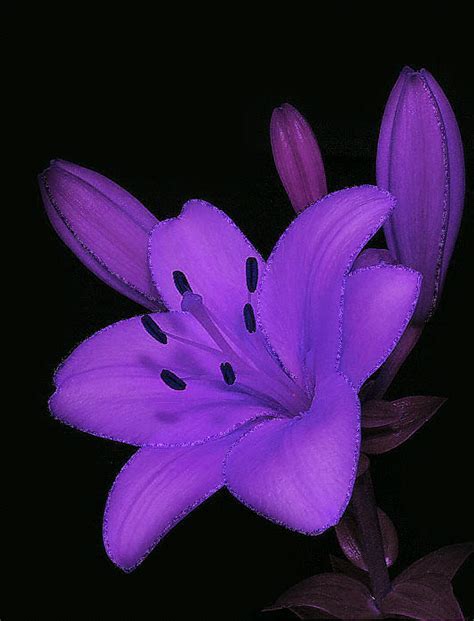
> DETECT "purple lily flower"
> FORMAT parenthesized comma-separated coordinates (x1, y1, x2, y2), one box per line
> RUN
(377, 67, 465, 324)
(47, 184, 421, 572)
(271, 103, 327, 213)
(39, 159, 165, 310)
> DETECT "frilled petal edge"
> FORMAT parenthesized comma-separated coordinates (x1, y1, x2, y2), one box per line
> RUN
(50, 312, 277, 447)
(148, 199, 265, 342)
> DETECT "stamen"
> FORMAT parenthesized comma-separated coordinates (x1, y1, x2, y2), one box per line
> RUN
(243, 303, 256, 333)
(173, 270, 192, 295)
(141, 315, 168, 344)
(246, 257, 258, 293)
(160, 369, 186, 390)
(220, 362, 236, 385)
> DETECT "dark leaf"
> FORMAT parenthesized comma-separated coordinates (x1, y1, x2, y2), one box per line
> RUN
(362, 396, 446, 454)
(395, 542, 474, 584)
(381, 576, 464, 620)
(379, 544, 473, 620)
(359, 379, 376, 402)
(335, 508, 398, 569)
(289, 606, 338, 619)
(357, 452, 370, 478)
(329, 555, 371, 588)
(265, 573, 381, 619)
(362, 399, 408, 428)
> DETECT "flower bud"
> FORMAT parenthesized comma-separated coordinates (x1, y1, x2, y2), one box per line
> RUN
(39, 160, 164, 310)
(270, 103, 327, 213)
(377, 67, 464, 324)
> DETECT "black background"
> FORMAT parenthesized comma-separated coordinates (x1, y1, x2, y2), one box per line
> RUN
(20, 52, 473, 620)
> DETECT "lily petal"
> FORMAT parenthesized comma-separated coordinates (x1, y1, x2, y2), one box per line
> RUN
(340, 264, 421, 389)
(104, 432, 241, 571)
(421, 71, 465, 291)
(50, 313, 275, 447)
(225, 374, 360, 534)
(40, 160, 163, 309)
(149, 200, 265, 340)
(258, 186, 395, 388)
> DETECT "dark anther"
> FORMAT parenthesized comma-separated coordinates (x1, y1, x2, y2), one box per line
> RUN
(160, 369, 187, 391)
(220, 362, 236, 385)
(243, 303, 256, 333)
(246, 256, 258, 293)
(173, 271, 192, 295)
(141, 315, 168, 344)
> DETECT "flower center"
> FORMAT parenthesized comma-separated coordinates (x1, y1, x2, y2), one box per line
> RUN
(142, 257, 311, 416)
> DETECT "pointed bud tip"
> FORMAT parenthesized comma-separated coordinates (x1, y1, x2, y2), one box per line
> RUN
(277, 102, 298, 114)
(40, 159, 68, 179)
(400, 66, 436, 89)
(271, 102, 304, 122)
(401, 65, 428, 75)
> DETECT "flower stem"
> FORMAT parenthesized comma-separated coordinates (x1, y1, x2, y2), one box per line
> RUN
(345, 323, 424, 606)
(334, 319, 426, 607)
(369, 323, 423, 399)
(350, 468, 391, 607)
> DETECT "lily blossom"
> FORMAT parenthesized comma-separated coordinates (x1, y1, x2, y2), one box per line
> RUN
(377, 67, 465, 324)
(271, 103, 327, 213)
(48, 186, 421, 571)
(39, 159, 164, 310)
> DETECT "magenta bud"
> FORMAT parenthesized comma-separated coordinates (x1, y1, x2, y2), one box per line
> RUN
(377, 67, 465, 324)
(270, 103, 327, 213)
(39, 159, 164, 310)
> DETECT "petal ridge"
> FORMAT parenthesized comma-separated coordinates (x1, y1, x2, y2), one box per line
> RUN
(257, 185, 396, 388)
(103, 436, 240, 571)
(49, 381, 275, 448)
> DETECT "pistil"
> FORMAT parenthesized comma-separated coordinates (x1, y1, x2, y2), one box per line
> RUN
(142, 266, 311, 414)
(181, 291, 239, 359)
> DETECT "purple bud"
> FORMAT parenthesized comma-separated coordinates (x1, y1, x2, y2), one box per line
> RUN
(270, 103, 327, 213)
(39, 160, 164, 310)
(377, 67, 465, 324)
